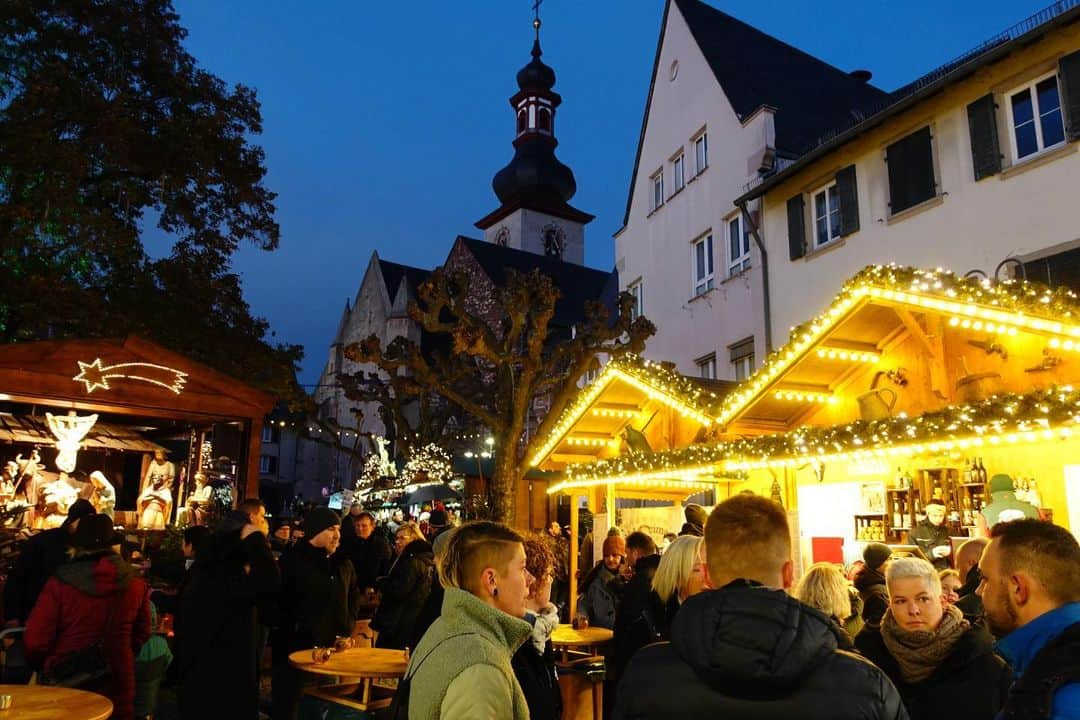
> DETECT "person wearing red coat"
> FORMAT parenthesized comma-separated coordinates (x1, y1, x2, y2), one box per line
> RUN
(25, 514, 151, 720)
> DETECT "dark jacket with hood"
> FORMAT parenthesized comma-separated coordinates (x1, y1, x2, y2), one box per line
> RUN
(613, 580, 908, 720)
(856, 565, 891, 626)
(346, 531, 392, 590)
(611, 553, 664, 681)
(24, 551, 151, 720)
(176, 529, 280, 720)
(272, 539, 359, 658)
(3, 524, 72, 624)
(371, 538, 434, 649)
(954, 566, 984, 623)
(855, 621, 1011, 720)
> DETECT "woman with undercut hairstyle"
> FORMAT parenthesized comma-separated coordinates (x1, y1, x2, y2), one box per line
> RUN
(855, 557, 1011, 720)
(403, 521, 534, 720)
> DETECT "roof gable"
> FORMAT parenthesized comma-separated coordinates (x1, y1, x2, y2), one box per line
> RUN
(674, 0, 889, 157)
(454, 237, 615, 329)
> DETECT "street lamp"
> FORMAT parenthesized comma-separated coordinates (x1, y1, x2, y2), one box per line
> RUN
(464, 437, 495, 489)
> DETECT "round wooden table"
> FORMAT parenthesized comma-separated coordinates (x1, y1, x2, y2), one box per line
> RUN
(289, 647, 409, 712)
(0, 684, 112, 720)
(551, 624, 614, 661)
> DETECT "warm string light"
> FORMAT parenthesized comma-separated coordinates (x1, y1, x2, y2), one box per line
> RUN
(591, 408, 639, 419)
(715, 265, 1080, 427)
(528, 354, 719, 467)
(567, 436, 615, 447)
(563, 385, 1080, 486)
(815, 347, 880, 363)
(773, 389, 837, 404)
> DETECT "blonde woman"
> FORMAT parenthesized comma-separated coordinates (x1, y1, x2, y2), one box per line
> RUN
(612, 535, 708, 683)
(794, 562, 860, 648)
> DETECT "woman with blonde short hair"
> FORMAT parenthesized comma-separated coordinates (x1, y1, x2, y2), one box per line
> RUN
(794, 562, 860, 647)
(403, 521, 533, 720)
(853, 557, 1011, 720)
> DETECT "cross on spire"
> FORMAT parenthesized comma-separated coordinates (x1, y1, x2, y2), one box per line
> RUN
(532, 0, 543, 40)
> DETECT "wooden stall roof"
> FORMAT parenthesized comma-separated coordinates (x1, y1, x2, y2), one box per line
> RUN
(716, 265, 1080, 435)
(0, 336, 275, 422)
(0, 412, 166, 453)
(530, 354, 734, 471)
(555, 265, 1080, 487)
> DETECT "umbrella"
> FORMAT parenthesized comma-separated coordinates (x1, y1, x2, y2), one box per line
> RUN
(405, 483, 462, 506)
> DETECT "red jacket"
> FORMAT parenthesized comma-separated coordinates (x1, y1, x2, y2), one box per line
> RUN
(25, 551, 151, 720)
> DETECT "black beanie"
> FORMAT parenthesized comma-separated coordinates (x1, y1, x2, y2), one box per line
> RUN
(863, 542, 893, 570)
(303, 506, 341, 539)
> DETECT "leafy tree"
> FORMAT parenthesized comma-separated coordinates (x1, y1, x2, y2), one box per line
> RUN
(346, 267, 655, 523)
(0, 0, 301, 398)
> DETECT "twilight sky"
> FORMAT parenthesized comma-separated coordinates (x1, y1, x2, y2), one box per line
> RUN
(168, 0, 1051, 386)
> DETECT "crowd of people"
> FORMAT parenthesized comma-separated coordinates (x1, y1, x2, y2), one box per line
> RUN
(1, 492, 1078, 720)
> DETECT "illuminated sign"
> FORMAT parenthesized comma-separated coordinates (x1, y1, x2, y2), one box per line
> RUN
(73, 358, 188, 394)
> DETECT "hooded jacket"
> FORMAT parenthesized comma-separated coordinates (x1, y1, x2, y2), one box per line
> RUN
(372, 538, 435, 649)
(613, 580, 907, 720)
(855, 565, 891, 626)
(855, 620, 1010, 720)
(577, 561, 624, 629)
(24, 551, 151, 720)
(273, 539, 359, 656)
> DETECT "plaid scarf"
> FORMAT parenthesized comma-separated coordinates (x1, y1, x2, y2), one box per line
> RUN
(880, 603, 969, 683)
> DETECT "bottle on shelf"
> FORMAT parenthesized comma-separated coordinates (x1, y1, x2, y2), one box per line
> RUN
(893, 497, 904, 530)
(1028, 479, 1041, 508)
(967, 459, 978, 483)
(962, 497, 973, 526)
(977, 458, 988, 484)
(1015, 477, 1028, 503)
(895, 466, 905, 489)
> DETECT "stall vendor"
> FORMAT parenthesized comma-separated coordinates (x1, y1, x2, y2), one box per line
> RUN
(907, 499, 952, 570)
(977, 475, 1040, 536)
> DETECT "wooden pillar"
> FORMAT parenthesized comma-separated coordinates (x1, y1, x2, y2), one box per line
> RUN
(244, 417, 263, 502)
(606, 483, 616, 531)
(569, 494, 580, 620)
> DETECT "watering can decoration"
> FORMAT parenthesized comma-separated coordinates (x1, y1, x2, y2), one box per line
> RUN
(857, 371, 898, 421)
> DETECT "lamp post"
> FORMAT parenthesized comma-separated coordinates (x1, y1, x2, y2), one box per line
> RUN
(464, 437, 495, 515)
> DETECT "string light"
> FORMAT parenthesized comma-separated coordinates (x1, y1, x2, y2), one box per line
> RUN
(529, 354, 719, 467)
(716, 265, 1080, 427)
(73, 358, 188, 394)
(562, 385, 1080, 486)
(815, 347, 880, 363)
(773, 390, 837, 404)
(591, 408, 639, 419)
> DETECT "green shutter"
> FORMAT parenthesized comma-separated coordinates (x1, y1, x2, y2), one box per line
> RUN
(836, 165, 860, 236)
(1060, 50, 1080, 142)
(887, 127, 935, 214)
(967, 94, 1001, 180)
(787, 194, 806, 260)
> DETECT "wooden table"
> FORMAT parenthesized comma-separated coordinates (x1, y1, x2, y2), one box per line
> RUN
(0, 684, 113, 720)
(551, 624, 614, 661)
(289, 646, 408, 712)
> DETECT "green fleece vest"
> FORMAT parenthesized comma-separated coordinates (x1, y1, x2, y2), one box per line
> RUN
(407, 587, 531, 720)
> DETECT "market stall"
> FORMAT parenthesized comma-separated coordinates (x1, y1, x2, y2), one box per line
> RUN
(0, 336, 274, 527)
(537, 265, 1080, 575)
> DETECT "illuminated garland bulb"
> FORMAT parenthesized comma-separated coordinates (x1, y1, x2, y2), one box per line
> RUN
(774, 390, 837, 404)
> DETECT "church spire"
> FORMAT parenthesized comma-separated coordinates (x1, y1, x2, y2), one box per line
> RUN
(474, 5, 594, 263)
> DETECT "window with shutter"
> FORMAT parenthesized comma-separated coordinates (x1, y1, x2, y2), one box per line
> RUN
(810, 182, 841, 249)
(787, 195, 806, 260)
(886, 127, 936, 214)
(967, 94, 1001, 180)
(729, 338, 755, 381)
(1060, 50, 1080, 141)
(1006, 72, 1065, 161)
(836, 165, 860, 236)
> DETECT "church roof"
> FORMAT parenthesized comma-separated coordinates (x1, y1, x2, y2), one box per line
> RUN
(456, 237, 616, 329)
(674, 0, 889, 157)
(378, 259, 429, 303)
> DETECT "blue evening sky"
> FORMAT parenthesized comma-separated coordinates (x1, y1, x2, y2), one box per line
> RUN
(168, 0, 1051, 386)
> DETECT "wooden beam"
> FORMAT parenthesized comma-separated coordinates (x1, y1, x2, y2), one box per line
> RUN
(569, 494, 579, 620)
(894, 307, 937, 357)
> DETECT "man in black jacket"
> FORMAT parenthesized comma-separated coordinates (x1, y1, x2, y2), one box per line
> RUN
(346, 510, 391, 592)
(953, 537, 987, 622)
(271, 506, 360, 720)
(611, 532, 661, 683)
(614, 495, 907, 720)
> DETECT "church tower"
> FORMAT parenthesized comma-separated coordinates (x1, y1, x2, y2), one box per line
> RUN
(474, 12, 593, 265)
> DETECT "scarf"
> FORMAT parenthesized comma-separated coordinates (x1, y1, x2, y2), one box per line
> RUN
(526, 603, 560, 653)
(880, 604, 969, 683)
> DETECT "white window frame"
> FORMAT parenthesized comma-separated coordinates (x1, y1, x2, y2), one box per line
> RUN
(672, 152, 685, 193)
(693, 132, 708, 174)
(650, 170, 664, 212)
(628, 280, 644, 321)
(692, 233, 715, 296)
(695, 353, 717, 380)
(811, 181, 842, 249)
(726, 213, 751, 277)
(729, 337, 755, 382)
(1006, 71, 1066, 162)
